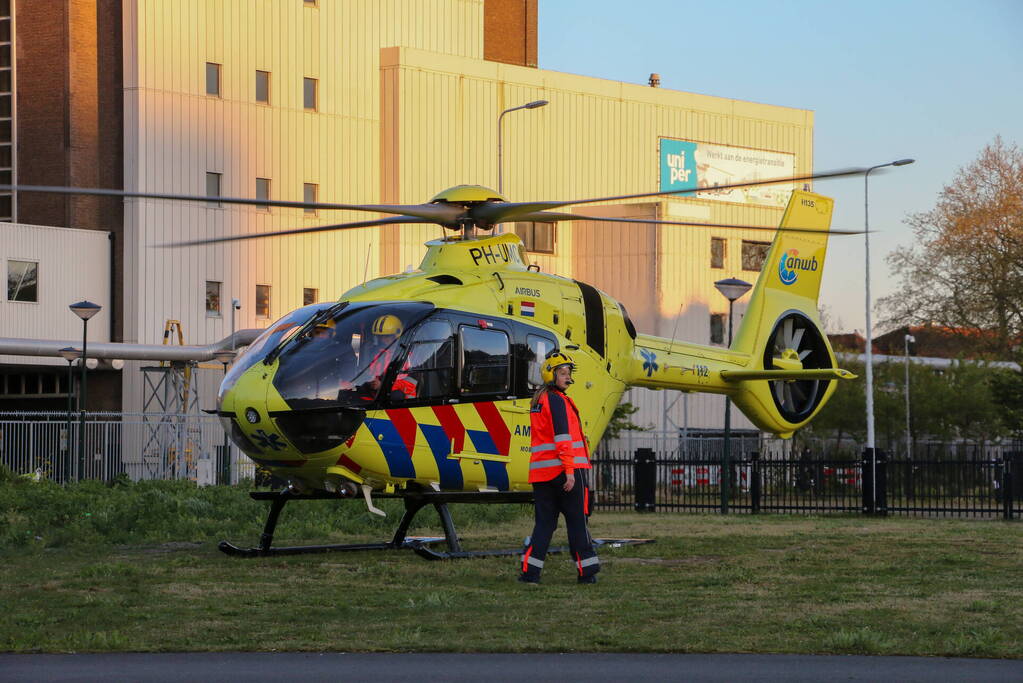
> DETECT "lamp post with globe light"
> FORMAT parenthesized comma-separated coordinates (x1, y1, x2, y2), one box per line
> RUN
(714, 277, 753, 513)
(58, 346, 81, 482)
(69, 300, 101, 481)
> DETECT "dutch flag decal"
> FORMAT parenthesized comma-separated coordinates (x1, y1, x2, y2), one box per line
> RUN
(520, 301, 535, 317)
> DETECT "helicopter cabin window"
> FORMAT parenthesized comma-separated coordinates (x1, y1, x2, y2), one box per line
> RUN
(255, 284, 271, 319)
(742, 240, 771, 272)
(459, 325, 510, 396)
(7, 260, 37, 302)
(710, 313, 725, 345)
(710, 237, 725, 269)
(205, 281, 221, 317)
(255, 70, 270, 104)
(304, 77, 318, 110)
(514, 222, 555, 254)
(206, 172, 222, 207)
(205, 62, 221, 97)
(526, 334, 557, 389)
(394, 319, 456, 402)
(303, 288, 318, 306)
(255, 177, 271, 210)
(304, 183, 318, 214)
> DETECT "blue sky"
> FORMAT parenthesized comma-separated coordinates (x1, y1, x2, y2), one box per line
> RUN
(538, 0, 1023, 334)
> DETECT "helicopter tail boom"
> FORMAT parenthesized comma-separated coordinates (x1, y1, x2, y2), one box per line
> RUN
(624, 189, 850, 437)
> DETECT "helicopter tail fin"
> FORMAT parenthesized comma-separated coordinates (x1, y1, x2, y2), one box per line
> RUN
(624, 189, 852, 438)
(725, 189, 845, 436)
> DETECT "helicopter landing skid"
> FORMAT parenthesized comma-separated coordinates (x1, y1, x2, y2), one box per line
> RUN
(219, 489, 536, 559)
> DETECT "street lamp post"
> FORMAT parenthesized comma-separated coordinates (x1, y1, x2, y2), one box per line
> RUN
(904, 333, 915, 458)
(714, 277, 753, 514)
(497, 99, 548, 195)
(59, 346, 82, 483)
(213, 349, 236, 485)
(864, 158, 913, 508)
(70, 301, 101, 482)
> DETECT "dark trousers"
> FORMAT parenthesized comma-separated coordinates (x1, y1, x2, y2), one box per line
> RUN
(521, 471, 599, 580)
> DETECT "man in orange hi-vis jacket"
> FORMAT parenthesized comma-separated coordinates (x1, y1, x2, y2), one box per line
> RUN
(519, 351, 599, 585)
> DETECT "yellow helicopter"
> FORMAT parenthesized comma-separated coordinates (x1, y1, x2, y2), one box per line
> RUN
(6, 170, 862, 559)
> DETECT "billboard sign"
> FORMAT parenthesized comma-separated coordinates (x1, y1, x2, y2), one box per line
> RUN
(659, 138, 796, 208)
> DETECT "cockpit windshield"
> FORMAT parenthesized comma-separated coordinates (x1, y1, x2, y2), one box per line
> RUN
(218, 302, 336, 404)
(272, 302, 434, 410)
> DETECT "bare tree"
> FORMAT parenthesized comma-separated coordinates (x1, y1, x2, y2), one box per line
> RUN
(880, 137, 1023, 357)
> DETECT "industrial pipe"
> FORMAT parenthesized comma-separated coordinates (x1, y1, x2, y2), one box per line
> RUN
(0, 329, 262, 362)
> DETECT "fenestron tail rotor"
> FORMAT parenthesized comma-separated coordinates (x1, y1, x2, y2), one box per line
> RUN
(763, 312, 834, 422)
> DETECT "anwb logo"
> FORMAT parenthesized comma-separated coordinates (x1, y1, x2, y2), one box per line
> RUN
(778, 249, 819, 286)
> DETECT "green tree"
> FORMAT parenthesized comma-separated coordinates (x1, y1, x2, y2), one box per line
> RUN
(989, 367, 1023, 438)
(603, 401, 645, 440)
(879, 137, 1023, 358)
(797, 357, 865, 455)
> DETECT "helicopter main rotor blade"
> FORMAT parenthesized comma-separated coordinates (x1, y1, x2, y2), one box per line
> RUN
(0, 184, 462, 223)
(509, 211, 865, 236)
(157, 216, 433, 247)
(472, 167, 874, 224)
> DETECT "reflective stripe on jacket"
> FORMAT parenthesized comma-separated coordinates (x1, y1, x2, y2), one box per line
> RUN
(529, 388, 590, 483)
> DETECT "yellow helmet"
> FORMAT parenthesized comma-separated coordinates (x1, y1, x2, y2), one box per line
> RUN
(540, 351, 575, 385)
(310, 320, 335, 337)
(371, 314, 403, 336)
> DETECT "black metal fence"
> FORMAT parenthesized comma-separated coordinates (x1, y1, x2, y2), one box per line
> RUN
(591, 444, 1021, 520)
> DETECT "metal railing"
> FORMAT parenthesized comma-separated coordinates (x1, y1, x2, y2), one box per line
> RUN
(0, 412, 255, 484)
(592, 444, 1021, 520)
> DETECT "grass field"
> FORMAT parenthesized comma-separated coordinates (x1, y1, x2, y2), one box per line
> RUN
(2, 476, 1022, 656)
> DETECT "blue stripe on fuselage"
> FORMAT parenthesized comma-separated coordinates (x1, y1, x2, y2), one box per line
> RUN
(467, 429, 499, 455)
(419, 423, 463, 490)
(481, 459, 509, 491)
(363, 417, 416, 479)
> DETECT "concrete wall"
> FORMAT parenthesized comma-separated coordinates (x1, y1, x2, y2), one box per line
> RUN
(0, 222, 111, 366)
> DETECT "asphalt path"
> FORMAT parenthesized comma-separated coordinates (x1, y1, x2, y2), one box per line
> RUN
(1, 653, 1021, 682)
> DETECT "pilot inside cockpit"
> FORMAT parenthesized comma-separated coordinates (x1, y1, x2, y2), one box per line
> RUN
(359, 314, 417, 401)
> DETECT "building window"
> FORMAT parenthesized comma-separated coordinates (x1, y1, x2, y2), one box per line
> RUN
(255, 70, 270, 104)
(206, 281, 222, 317)
(742, 240, 771, 272)
(303, 183, 318, 214)
(256, 177, 271, 210)
(514, 222, 555, 254)
(303, 288, 318, 306)
(206, 172, 222, 206)
(710, 313, 725, 345)
(205, 62, 221, 97)
(304, 0, 318, 6)
(255, 284, 271, 318)
(7, 260, 38, 302)
(711, 237, 725, 269)
(303, 77, 318, 110)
